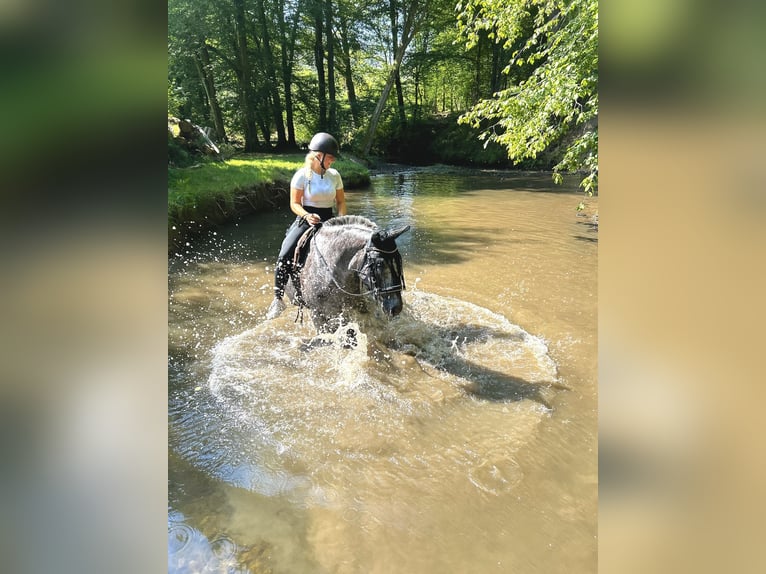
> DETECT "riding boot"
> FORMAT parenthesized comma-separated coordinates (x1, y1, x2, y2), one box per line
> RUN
(266, 259, 290, 319)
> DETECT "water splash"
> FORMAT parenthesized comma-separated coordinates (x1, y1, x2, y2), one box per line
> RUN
(173, 291, 561, 503)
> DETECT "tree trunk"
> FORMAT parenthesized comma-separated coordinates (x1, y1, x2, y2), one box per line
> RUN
(256, 103, 272, 147)
(394, 71, 405, 125)
(313, 5, 327, 129)
(278, 0, 300, 147)
(325, 0, 337, 134)
(194, 42, 227, 143)
(255, 0, 287, 148)
(474, 36, 482, 104)
(338, 13, 360, 128)
(361, 0, 422, 157)
(233, 0, 259, 151)
(413, 64, 420, 121)
(491, 27, 502, 96)
(389, 0, 407, 126)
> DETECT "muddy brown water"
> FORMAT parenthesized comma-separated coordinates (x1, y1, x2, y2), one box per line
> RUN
(168, 167, 598, 573)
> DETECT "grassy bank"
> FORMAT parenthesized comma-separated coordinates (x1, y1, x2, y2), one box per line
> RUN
(168, 153, 370, 250)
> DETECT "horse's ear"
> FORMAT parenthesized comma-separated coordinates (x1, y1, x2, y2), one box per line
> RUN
(375, 225, 410, 243)
(389, 225, 410, 241)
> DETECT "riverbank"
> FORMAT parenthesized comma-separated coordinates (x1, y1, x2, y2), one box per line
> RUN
(168, 153, 371, 251)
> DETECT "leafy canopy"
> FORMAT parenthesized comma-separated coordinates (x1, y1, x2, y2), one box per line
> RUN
(456, 0, 598, 198)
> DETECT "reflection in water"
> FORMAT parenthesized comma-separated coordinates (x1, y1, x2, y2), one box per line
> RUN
(169, 169, 597, 573)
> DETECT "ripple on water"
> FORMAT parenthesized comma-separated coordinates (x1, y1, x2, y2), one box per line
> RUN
(168, 521, 196, 555)
(468, 457, 524, 496)
(168, 515, 249, 574)
(210, 535, 238, 561)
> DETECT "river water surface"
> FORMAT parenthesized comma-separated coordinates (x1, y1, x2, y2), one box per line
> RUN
(168, 166, 598, 573)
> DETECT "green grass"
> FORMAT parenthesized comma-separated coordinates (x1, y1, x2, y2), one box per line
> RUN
(168, 153, 370, 247)
(169, 154, 299, 199)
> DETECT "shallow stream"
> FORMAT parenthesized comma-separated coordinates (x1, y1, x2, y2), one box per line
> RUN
(168, 167, 598, 573)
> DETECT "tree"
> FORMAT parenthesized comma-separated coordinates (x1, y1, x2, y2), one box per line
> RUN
(389, 0, 407, 126)
(168, 0, 226, 134)
(325, 0, 339, 134)
(456, 0, 598, 199)
(336, 7, 362, 128)
(361, 0, 427, 156)
(254, 0, 288, 148)
(403, 3, 473, 117)
(168, 0, 598, 170)
(313, 1, 328, 129)
(194, 42, 227, 143)
(232, 0, 261, 151)
(276, 0, 301, 147)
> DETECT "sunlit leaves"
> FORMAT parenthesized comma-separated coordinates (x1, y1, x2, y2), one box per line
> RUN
(456, 0, 598, 193)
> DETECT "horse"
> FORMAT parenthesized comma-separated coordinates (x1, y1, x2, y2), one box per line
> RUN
(284, 215, 410, 334)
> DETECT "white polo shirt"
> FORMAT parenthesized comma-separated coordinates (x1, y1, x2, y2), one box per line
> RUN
(291, 168, 344, 209)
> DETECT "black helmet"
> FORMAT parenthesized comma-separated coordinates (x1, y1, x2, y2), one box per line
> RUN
(308, 132, 339, 156)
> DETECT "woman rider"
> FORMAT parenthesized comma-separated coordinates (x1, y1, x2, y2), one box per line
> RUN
(266, 132, 347, 319)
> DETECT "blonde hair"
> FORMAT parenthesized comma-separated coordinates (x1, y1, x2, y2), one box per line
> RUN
(303, 152, 315, 181)
(303, 151, 316, 168)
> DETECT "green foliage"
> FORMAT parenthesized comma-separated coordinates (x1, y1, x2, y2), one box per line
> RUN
(168, 130, 192, 167)
(456, 0, 598, 193)
(167, 0, 597, 180)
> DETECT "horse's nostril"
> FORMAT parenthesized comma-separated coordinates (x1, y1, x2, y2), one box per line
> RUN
(382, 297, 403, 317)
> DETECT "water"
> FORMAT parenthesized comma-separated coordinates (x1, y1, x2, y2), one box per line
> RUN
(169, 167, 598, 573)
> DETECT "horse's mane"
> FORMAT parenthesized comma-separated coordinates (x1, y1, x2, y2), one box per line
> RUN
(323, 215, 378, 231)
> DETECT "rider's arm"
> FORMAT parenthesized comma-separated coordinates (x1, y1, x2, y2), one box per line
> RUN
(290, 186, 310, 218)
(335, 187, 347, 216)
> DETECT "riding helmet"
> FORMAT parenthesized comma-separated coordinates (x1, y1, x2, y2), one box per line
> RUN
(308, 132, 340, 156)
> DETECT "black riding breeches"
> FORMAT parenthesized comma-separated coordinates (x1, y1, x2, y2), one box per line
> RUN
(277, 207, 333, 261)
(273, 207, 332, 297)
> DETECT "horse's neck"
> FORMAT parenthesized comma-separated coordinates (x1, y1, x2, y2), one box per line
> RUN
(317, 227, 367, 268)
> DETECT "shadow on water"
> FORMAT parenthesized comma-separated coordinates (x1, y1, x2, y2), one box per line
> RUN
(573, 218, 599, 243)
(440, 356, 556, 409)
(408, 225, 491, 265)
(405, 222, 546, 266)
(380, 318, 563, 410)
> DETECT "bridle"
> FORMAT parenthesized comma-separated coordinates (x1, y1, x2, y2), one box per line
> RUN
(356, 242, 406, 298)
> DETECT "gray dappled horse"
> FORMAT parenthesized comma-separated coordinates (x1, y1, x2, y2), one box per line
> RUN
(285, 215, 410, 334)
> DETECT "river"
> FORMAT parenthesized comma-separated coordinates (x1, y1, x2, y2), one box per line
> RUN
(168, 166, 598, 573)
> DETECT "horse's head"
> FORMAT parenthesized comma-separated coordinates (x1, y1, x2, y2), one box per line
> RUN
(357, 224, 410, 317)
